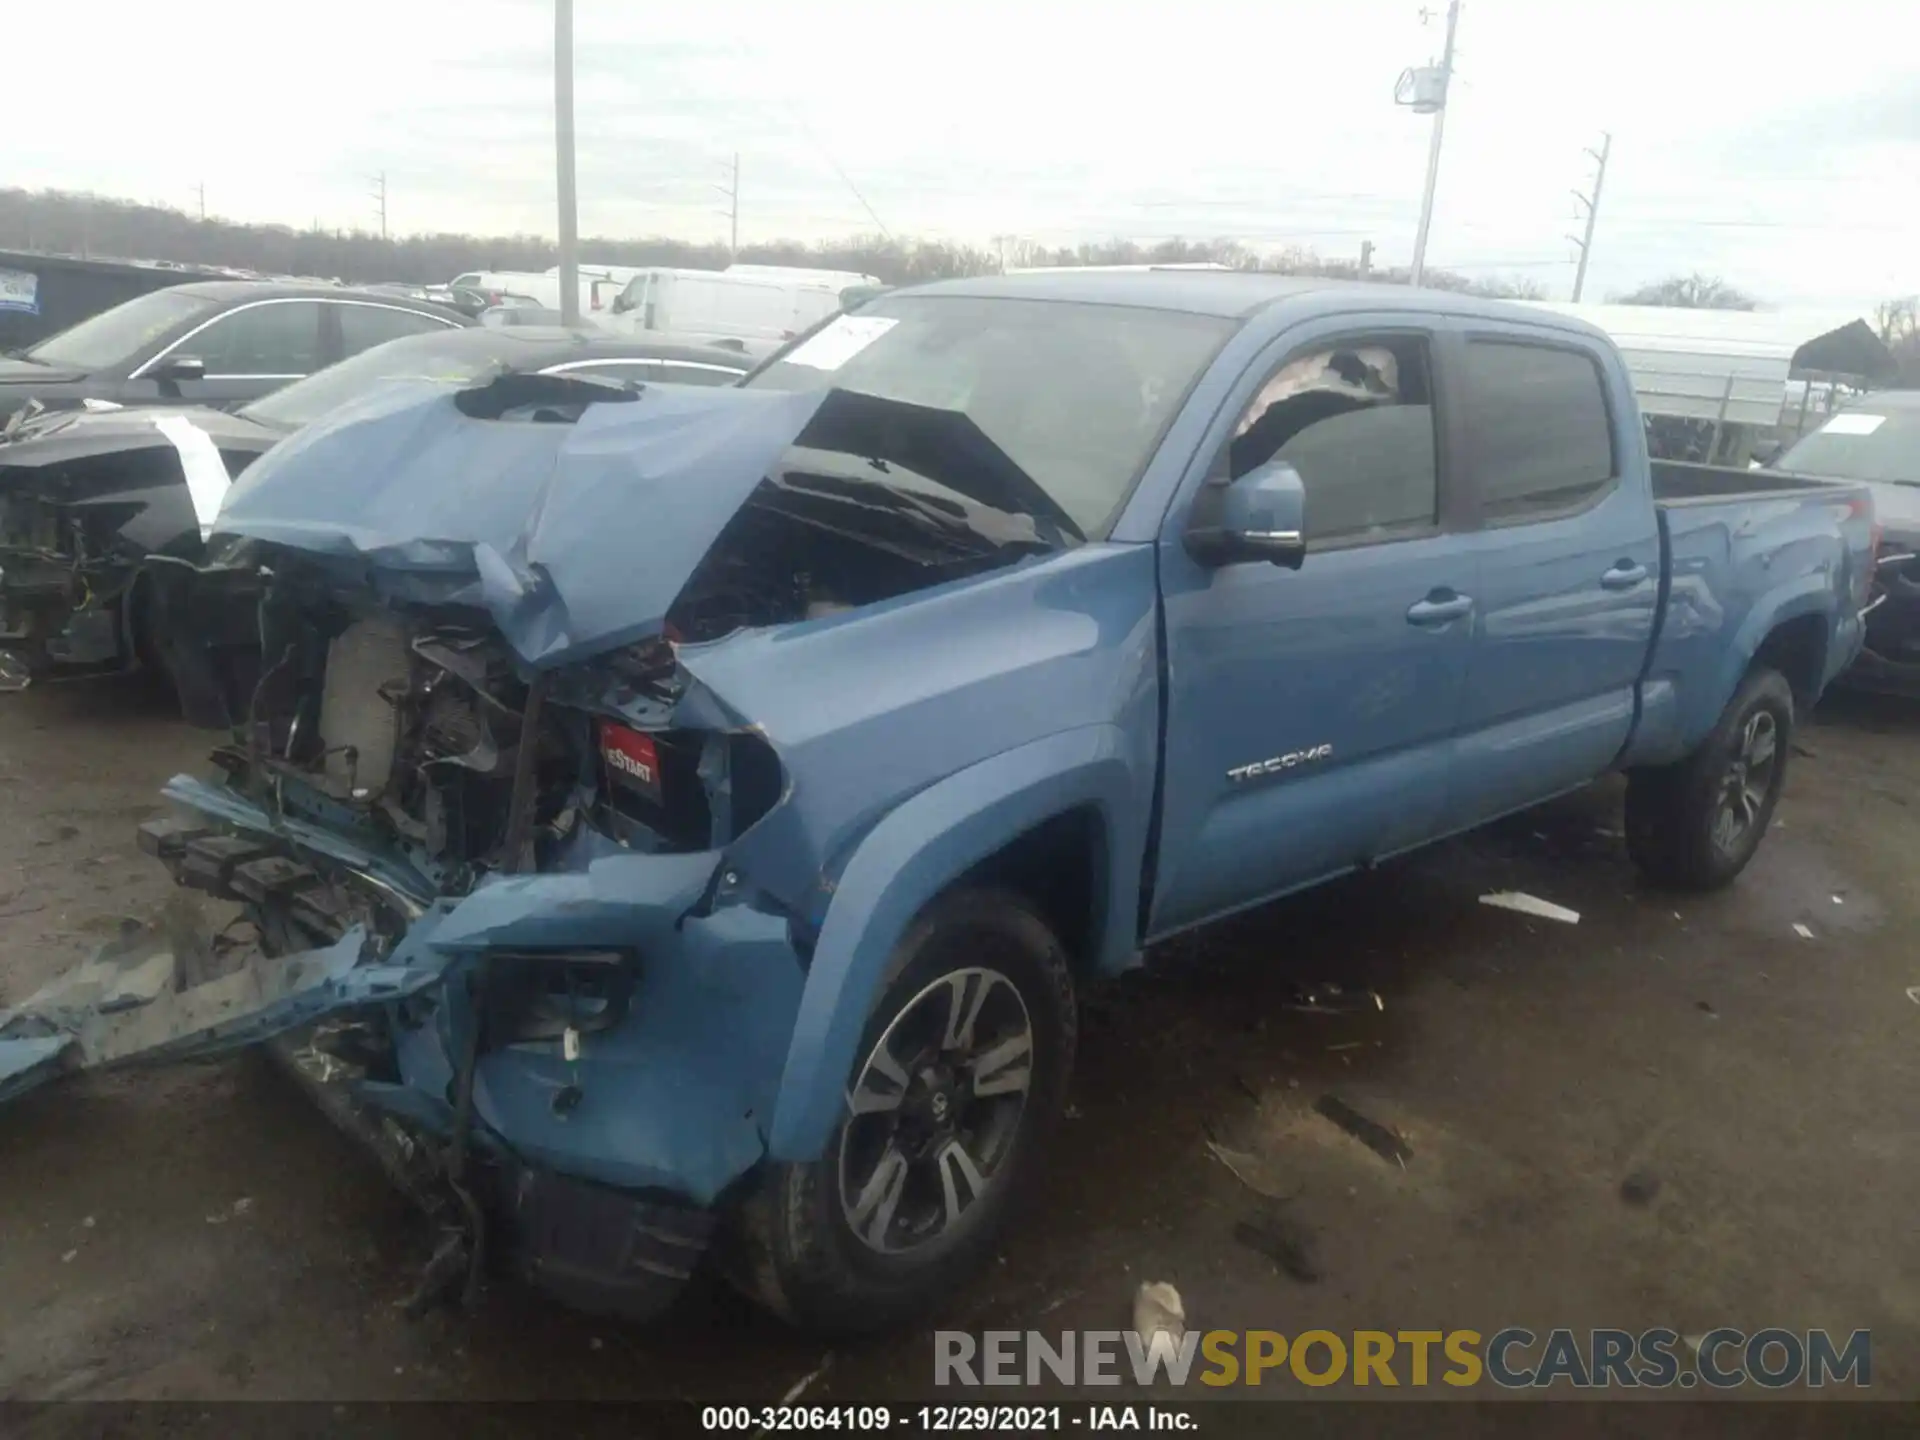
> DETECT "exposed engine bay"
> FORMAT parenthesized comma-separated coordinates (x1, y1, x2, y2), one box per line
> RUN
(0, 485, 145, 682)
(181, 461, 1043, 930)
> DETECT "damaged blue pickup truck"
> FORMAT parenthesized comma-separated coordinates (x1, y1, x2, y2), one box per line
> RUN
(0, 272, 1876, 1333)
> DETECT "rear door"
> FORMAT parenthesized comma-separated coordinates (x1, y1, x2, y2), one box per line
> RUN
(331, 301, 462, 359)
(1444, 327, 1660, 824)
(1150, 316, 1477, 937)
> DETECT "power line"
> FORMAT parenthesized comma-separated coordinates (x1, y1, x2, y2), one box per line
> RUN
(1568, 131, 1612, 302)
(713, 27, 892, 241)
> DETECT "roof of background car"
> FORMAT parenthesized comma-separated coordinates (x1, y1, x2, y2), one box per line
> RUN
(166, 280, 467, 318)
(895, 269, 1613, 339)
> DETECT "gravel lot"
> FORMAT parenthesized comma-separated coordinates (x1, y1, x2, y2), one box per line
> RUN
(2, 675, 1916, 1411)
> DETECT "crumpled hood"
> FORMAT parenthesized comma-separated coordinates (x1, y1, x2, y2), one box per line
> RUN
(0, 402, 276, 474)
(0, 356, 86, 386)
(214, 377, 834, 668)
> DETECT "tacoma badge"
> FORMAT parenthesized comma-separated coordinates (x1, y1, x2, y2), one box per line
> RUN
(1227, 744, 1333, 783)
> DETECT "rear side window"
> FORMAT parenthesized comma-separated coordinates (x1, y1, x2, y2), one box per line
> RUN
(1466, 340, 1616, 521)
(337, 303, 456, 355)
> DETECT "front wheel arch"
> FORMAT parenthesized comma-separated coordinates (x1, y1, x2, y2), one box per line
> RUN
(764, 726, 1147, 1164)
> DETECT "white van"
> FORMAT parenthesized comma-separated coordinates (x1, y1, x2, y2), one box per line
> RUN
(449, 270, 623, 324)
(607, 268, 857, 346)
(722, 264, 885, 290)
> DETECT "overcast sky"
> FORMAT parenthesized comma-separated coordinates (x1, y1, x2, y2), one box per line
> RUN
(11, 0, 1917, 311)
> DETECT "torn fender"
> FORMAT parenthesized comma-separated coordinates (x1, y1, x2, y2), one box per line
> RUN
(766, 723, 1153, 1164)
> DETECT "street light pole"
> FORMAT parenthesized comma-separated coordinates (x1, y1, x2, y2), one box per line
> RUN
(554, 0, 581, 327)
(1408, 0, 1461, 288)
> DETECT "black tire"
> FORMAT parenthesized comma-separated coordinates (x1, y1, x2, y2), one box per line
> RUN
(1626, 666, 1794, 891)
(724, 886, 1077, 1335)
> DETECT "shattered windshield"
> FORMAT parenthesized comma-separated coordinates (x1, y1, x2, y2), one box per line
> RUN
(240, 331, 513, 430)
(1774, 404, 1920, 485)
(746, 296, 1234, 539)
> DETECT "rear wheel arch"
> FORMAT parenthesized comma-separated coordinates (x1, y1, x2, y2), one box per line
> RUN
(1750, 611, 1828, 713)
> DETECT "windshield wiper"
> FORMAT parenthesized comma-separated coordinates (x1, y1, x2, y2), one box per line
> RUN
(774, 468, 1061, 554)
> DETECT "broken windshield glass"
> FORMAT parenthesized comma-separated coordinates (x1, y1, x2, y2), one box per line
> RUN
(747, 296, 1234, 539)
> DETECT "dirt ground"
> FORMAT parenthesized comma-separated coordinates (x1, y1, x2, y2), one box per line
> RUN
(2, 675, 1917, 1411)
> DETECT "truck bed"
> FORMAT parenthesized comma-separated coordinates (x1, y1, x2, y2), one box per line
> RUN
(1630, 460, 1874, 768)
(1650, 458, 1855, 506)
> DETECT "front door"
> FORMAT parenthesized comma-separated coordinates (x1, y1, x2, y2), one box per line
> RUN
(135, 300, 329, 409)
(1149, 319, 1476, 938)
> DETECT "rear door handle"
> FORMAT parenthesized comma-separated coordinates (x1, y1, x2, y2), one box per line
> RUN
(1600, 561, 1649, 590)
(1406, 591, 1474, 627)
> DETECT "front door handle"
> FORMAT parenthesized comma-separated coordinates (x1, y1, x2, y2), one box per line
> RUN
(1406, 590, 1474, 627)
(1600, 561, 1649, 590)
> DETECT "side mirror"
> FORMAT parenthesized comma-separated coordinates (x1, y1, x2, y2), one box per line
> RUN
(153, 354, 206, 384)
(1752, 442, 1783, 469)
(610, 294, 632, 314)
(1184, 460, 1308, 569)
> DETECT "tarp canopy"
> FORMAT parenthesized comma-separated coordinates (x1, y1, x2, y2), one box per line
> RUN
(1523, 303, 1898, 427)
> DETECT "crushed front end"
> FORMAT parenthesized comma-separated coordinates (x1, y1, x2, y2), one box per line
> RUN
(1850, 536, 1920, 695)
(0, 372, 1071, 1318)
(125, 560, 814, 1316)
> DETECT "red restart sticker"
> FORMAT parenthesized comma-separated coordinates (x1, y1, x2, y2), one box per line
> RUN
(598, 720, 662, 802)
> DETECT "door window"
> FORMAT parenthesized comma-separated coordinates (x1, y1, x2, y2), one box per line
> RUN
(182, 302, 325, 376)
(336, 302, 458, 356)
(1464, 340, 1616, 521)
(1228, 337, 1439, 546)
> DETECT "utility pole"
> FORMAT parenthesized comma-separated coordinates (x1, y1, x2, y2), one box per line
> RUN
(196, 182, 206, 222)
(1567, 131, 1612, 303)
(554, 0, 581, 327)
(1358, 239, 1375, 279)
(371, 172, 388, 240)
(1406, 0, 1461, 288)
(713, 152, 740, 258)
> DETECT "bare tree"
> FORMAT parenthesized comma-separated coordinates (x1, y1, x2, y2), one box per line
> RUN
(1876, 296, 1920, 386)
(1612, 273, 1759, 310)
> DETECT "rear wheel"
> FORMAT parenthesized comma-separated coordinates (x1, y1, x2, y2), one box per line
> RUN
(1626, 667, 1794, 890)
(725, 886, 1076, 1335)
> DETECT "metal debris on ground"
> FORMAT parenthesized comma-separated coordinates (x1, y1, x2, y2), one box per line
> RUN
(1793, 923, 1815, 939)
(761, 1355, 833, 1429)
(1906, 986, 1920, 1006)
(1234, 1210, 1322, 1284)
(1284, 981, 1385, 1016)
(1205, 1139, 1302, 1203)
(1479, 891, 1580, 924)
(1314, 1093, 1414, 1167)
(1133, 1281, 1186, 1340)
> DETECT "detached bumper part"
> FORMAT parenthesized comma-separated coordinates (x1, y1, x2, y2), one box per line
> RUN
(500, 1164, 715, 1321)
